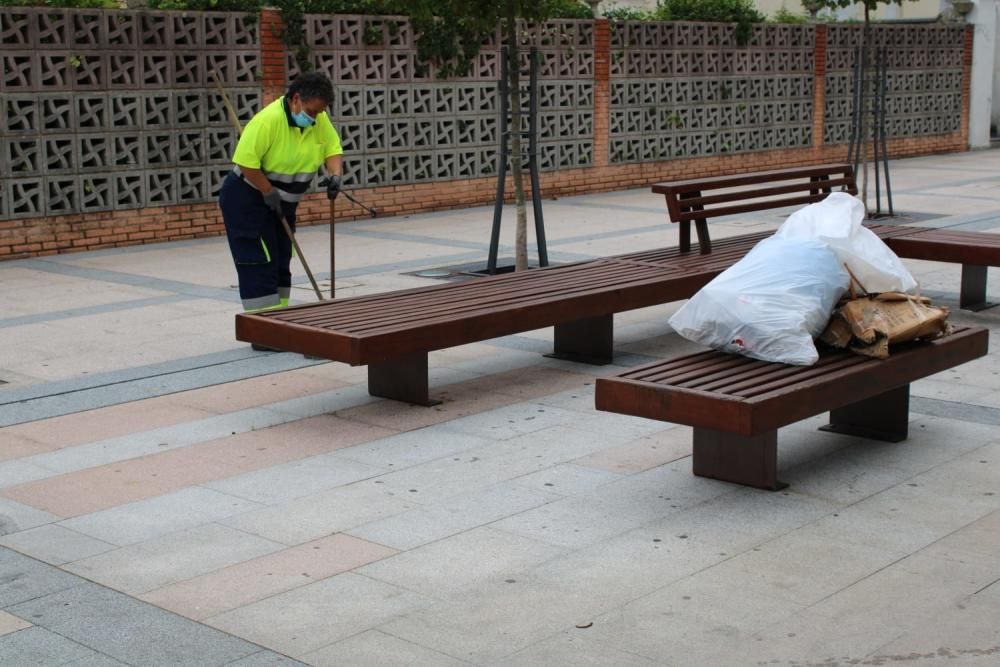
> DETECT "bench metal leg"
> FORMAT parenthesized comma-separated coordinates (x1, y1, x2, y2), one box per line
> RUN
(960, 264, 993, 311)
(547, 314, 613, 365)
(692, 427, 787, 491)
(368, 353, 441, 406)
(819, 384, 909, 443)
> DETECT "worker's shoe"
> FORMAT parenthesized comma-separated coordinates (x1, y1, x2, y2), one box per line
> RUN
(251, 343, 282, 352)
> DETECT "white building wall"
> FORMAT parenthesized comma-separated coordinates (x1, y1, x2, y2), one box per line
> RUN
(597, 1, 942, 19)
(965, 0, 998, 145)
(755, 0, 941, 20)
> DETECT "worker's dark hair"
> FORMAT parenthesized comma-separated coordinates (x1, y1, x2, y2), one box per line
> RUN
(287, 72, 334, 106)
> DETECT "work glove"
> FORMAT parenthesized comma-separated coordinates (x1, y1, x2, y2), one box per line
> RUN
(325, 174, 342, 201)
(262, 188, 283, 218)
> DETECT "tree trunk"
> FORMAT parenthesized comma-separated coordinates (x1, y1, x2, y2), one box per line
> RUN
(506, 0, 529, 271)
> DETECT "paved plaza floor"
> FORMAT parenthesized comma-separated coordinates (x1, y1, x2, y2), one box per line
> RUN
(1, 150, 999, 666)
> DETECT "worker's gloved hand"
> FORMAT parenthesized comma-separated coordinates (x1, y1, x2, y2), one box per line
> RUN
(325, 175, 342, 201)
(262, 188, 283, 218)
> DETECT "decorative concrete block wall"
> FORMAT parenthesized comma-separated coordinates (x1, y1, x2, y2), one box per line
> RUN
(0, 10, 973, 258)
(291, 15, 595, 187)
(608, 22, 815, 163)
(824, 24, 964, 144)
(0, 8, 260, 220)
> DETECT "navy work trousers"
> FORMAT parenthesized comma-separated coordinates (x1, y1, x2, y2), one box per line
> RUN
(219, 172, 297, 311)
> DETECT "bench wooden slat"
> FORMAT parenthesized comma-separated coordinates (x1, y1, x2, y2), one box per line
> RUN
(618, 233, 769, 269)
(862, 223, 927, 240)
(676, 177, 858, 210)
(652, 164, 856, 194)
(674, 353, 854, 394)
(267, 260, 627, 328)
(346, 264, 678, 335)
(701, 354, 860, 395)
(886, 229, 1000, 266)
(636, 354, 764, 386)
(674, 193, 843, 222)
(727, 355, 870, 398)
(284, 262, 679, 333)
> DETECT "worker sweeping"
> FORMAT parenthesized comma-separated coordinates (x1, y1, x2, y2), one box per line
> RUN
(218, 72, 343, 348)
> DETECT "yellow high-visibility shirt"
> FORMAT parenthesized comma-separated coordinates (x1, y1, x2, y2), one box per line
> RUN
(232, 96, 342, 203)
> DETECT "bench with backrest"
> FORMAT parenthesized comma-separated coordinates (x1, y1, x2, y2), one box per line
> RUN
(651, 164, 858, 254)
(595, 326, 989, 490)
(653, 163, 1000, 310)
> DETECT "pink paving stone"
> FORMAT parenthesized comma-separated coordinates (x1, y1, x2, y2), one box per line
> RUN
(2, 400, 215, 450)
(574, 429, 691, 474)
(168, 370, 349, 414)
(427, 342, 511, 366)
(199, 414, 397, 473)
(0, 415, 395, 518)
(139, 533, 397, 620)
(470, 366, 594, 400)
(0, 611, 31, 636)
(0, 456, 232, 518)
(0, 432, 55, 462)
(335, 380, 522, 432)
(293, 362, 369, 385)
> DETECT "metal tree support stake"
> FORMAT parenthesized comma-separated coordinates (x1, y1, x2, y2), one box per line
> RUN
(487, 46, 549, 275)
(875, 47, 894, 216)
(847, 45, 894, 217)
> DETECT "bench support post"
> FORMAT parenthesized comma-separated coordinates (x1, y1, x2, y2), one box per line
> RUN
(692, 428, 787, 491)
(677, 190, 712, 254)
(960, 264, 993, 311)
(368, 353, 441, 406)
(547, 314, 613, 365)
(820, 384, 909, 443)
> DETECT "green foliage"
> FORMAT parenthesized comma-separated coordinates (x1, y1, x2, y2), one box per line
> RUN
(602, 4, 651, 21)
(405, 1, 589, 78)
(772, 6, 809, 23)
(653, 0, 765, 44)
(0, 0, 119, 7)
(652, 0, 764, 23)
(544, 0, 593, 19)
(146, 0, 261, 10)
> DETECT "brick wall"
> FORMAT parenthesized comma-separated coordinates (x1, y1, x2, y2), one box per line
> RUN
(0, 18, 972, 261)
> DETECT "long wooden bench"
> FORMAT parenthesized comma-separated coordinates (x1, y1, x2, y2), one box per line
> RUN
(236, 258, 712, 405)
(653, 163, 1000, 310)
(595, 326, 989, 490)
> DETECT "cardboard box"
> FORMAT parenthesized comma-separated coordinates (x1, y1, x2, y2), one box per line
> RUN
(820, 292, 951, 359)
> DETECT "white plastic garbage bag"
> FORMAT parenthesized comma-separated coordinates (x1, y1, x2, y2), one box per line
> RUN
(774, 192, 918, 294)
(668, 236, 850, 365)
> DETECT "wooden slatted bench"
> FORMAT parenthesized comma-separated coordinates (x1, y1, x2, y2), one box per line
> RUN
(595, 326, 989, 490)
(236, 258, 714, 405)
(883, 229, 1000, 311)
(651, 164, 858, 254)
